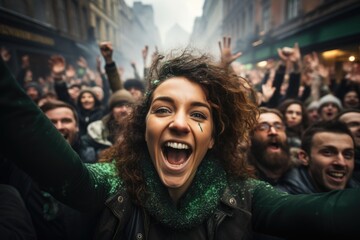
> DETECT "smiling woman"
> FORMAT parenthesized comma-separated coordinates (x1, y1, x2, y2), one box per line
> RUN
(145, 77, 215, 202)
(1, 49, 360, 239)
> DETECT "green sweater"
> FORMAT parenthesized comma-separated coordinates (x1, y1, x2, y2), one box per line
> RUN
(0, 59, 359, 238)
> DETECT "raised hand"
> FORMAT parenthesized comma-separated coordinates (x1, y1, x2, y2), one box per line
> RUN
(21, 55, 30, 69)
(151, 46, 159, 63)
(142, 45, 149, 64)
(278, 42, 301, 65)
(218, 36, 242, 66)
(261, 83, 276, 103)
(99, 41, 113, 64)
(49, 55, 66, 77)
(66, 65, 76, 79)
(1, 47, 11, 62)
(318, 64, 329, 79)
(77, 56, 88, 69)
(96, 56, 102, 73)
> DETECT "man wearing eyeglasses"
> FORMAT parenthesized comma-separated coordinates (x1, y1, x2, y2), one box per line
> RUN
(248, 107, 293, 185)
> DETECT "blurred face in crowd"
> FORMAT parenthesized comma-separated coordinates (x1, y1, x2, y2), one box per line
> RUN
(145, 77, 214, 201)
(301, 132, 355, 191)
(80, 92, 95, 110)
(339, 112, 360, 148)
(112, 103, 133, 124)
(68, 86, 80, 102)
(24, 69, 33, 82)
(343, 91, 359, 109)
(26, 87, 39, 101)
(45, 107, 79, 145)
(127, 87, 143, 102)
(285, 103, 302, 127)
(307, 107, 319, 124)
(319, 103, 339, 121)
(251, 113, 290, 173)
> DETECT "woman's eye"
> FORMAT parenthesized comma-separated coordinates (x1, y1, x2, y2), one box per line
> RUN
(191, 112, 207, 120)
(153, 107, 171, 114)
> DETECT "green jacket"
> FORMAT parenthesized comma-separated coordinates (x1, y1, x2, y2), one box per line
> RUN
(0, 59, 359, 239)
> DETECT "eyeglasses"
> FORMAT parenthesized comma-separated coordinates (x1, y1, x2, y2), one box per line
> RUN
(346, 121, 360, 128)
(256, 122, 285, 132)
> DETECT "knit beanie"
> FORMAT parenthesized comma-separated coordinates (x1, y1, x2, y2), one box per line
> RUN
(109, 89, 135, 110)
(78, 87, 99, 100)
(318, 94, 342, 111)
(25, 81, 43, 96)
(306, 101, 319, 111)
(124, 79, 145, 92)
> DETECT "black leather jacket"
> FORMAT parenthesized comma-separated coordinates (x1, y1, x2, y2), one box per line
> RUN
(94, 186, 253, 240)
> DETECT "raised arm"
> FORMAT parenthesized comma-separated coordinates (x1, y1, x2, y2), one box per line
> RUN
(218, 36, 242, 68)
(49, 55, 74, 106)
(99, 41, 122, 92)
(252, 180, 360, 238)
(0, 58, 113, 213)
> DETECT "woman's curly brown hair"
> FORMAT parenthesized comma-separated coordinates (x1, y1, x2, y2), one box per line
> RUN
(106, 49, 259, 205)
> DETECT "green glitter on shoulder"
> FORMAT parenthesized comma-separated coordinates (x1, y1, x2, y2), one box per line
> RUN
(85, 162, 124, 196)
(228, 177, 289, 201)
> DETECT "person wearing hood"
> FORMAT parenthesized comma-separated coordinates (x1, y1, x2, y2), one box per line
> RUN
(77, 88, 105, 137)
(25, 81, 43, 103)
(82, 89, 135, 161)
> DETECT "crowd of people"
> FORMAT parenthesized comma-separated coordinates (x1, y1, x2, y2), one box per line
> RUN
(0, 36, 360, 239)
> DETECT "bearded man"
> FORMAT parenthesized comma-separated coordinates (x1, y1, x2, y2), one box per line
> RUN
(248, 107, 293, 185)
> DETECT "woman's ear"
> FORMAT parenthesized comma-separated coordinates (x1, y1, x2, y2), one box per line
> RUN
(298, 149, 309, 166)
(208, 137, 214, 149)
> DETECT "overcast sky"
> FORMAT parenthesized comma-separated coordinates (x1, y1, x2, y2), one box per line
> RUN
(124, 0, 204, 42)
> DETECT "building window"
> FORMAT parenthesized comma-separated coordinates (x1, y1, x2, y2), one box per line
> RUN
(2, 0, 28, 15)
(32, 0, 54, 26)
(70, 0, 80, 37)
(103, 0, 107, 12)
(262, 0, 270, 33)
(57, 1, 68, 32)
(106, 24, 110, 41)
(33, 0, 47, 22)
(82, 7, 88, 36)
(287, 0, 300, 20)
(96, 16, 101, 39)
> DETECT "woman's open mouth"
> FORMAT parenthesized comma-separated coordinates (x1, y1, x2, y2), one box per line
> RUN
(162, 141, 192, 166)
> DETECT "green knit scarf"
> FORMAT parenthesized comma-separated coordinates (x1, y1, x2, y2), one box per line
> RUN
(140, 154, 227, 230)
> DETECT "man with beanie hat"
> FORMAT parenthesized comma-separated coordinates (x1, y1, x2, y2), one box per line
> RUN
(318, 94, 342, 121)
(82, 89, 135, 161)
(124, 78, 144, 102)
(306, 101, 320, 125)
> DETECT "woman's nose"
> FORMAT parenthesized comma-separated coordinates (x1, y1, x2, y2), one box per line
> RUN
(169, 112, 190, 134)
